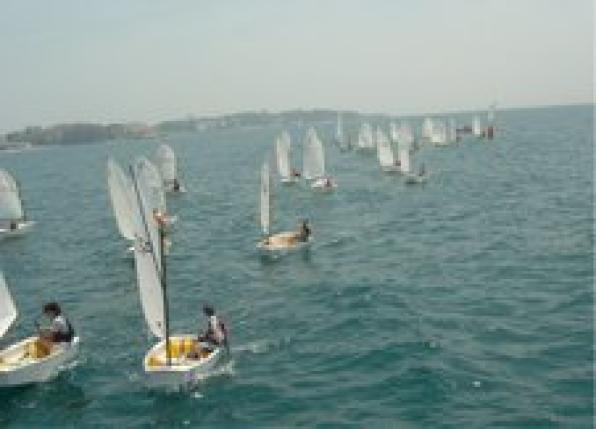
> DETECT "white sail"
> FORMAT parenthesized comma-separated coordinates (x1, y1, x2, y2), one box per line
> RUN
(107, 159, 137, 241)
(135, 158, 167, 215)
(448, 118, 457, 142)
(376, 128, 394, 167)
(431, 121, 448, 145)
(390, 122, 399, 143)
(302, 127, 325, 180)
(260, 160, 271, 236)
(357, 123, 374, 149)
(422, 117, 434, 140)
(335, 113, 344, 145)
(155, 144, 177, 184)
(275, 131, 292, 180)
(0, 272, 17, 339)
(399, 122, 414, 146)
(0, 170, 23, 221)
(398, 147, 411, 174)
(130, 167, 165, 339)
(472, 116, 482, 137)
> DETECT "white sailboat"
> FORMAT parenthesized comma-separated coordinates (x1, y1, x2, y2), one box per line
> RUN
(0, 170, 34, 238)
(0, 272, 80, 387)
(421, 117, 434, 142)
(130, 166, 224, 389)
(376, 127, 400, 173)
(448, 118, 458, 143)
(335, 113, 346, 150)
(275, 131, 298, 184)
(256, 160, 312, 253)
(302, 127, 337, 191)
(389, 122, 399, 144)
(135, 157, 177, 225)
(472, 116, 483, 137)
(107, 159, 137, 251)
(356, 123, 375, 151)
(431, 121, 449, 146)
(155, 144, 185, 193)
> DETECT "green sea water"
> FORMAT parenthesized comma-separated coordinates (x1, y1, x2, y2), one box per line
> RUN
(0, 104, 592, 428)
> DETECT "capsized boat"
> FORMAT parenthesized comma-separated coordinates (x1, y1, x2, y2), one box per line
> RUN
(155, 144, 186, 193)
(0, 272, 79, 387)
(376, 127, 400, 173)
(130, 165, 225, 389)
(275, 131, 298, 184)
(0, 170, 34, 238)
(256, 160, 312, 253)
(302, 127, 337, 191)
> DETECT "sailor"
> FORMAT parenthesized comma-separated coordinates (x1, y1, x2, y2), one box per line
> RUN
(153, 208, 167, 228)
(198, 305, 228, 351)
(172, 179, 180, 192)
(9, 221, 17, 231)
(297, 219, 311, 242)
(38, 302, 75, 346)
(291, 168, 301, 178)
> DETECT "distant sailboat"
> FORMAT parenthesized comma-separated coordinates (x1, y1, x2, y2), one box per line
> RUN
(256, 160, 312, 253)
(431, 121, 449, 146)
(421, 117, 434, 142)
(0, 170, 34, 238)
(376, 127, 400, 173)
(472, 116, 483, 138)
(334, 113, 346, 150)
(356, 123, 375, 152)
(0, 272, 80, 386)
(275, 131, 298, 184)
(448, 118, 458, 143)
(129, 166, 224, 389)
(486, 103, 496, 139)
(302, 127, 337, 191)
(155, 144, 185, 193)
(390, 122, 400, 144)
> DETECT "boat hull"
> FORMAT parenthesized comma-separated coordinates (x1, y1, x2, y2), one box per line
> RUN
(143, 336, 224, 389)
(0, 336, 79, 387)
(404, 173, 428, 185)
(311, 177, 337, 192)
(257, 231, 312, 254)
(0, 221, 35, 239)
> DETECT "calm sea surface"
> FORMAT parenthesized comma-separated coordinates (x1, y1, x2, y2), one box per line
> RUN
(0, 104, 592, 428)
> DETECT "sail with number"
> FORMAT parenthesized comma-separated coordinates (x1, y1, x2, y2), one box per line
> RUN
(0, 272, 17, 338)
(260, 160, 271, 236)
(275, 131, 292, 180)
(302, 127, 325, 180)
(376, 128, 394, 168)
(107, 159, 137, 241)
(0, 170, 23, 221)
(155, 144, 177, 186)
(131, 165, 165, 339)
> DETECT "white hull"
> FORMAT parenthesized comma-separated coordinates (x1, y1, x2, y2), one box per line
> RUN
(0, 336, 79, 387)
(280, 176, 299, 185)
(311, 178, 337, 192)
(404, 173, 428, 185)
(257, 231, 312, 254)
(0, 221, 35, 239)
(143, 336, 224, 389)
(381, 165, 401, 174)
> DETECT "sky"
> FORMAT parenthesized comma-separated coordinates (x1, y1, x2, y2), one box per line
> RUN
(0, 0, 593, 132)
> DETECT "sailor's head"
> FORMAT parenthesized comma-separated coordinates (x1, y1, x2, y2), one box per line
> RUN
(203, 304, 215, 317)
(43, 302, 62, 317)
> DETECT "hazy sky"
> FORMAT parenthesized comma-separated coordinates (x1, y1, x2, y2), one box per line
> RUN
(0, 0, 592, 132)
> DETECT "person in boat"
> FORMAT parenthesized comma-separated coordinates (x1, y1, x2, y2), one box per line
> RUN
(37, 302, 75, 352)
(197, 305, 228, 351)
(291, 168, 301, 178)
(153, 208, 168, 228)
(172, 179, 180, 192)
(324, 177, 333, 188)
(419, 163, 426, 177)
(296, 219, 311, 242)
(9, 221, 17, 231)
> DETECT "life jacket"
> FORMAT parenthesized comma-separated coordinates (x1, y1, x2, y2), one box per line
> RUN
(54, 316, 75, 343)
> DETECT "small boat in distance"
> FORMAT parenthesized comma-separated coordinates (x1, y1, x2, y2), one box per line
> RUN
(0, 273, 80, 387)
(472, 116, 483, 138)
(0, 170, 34, 238)
(275, 131, 299, 184)
(302, 127, 337, 191)
(256, 160, 312, 253)
(155, 144, 185, 193)
(356, 123, 375, 152)
(129, 164, 225, 389)
(376, 127, 400, 173)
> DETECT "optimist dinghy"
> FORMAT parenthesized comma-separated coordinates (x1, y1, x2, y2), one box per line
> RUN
(129, 166, 225, 389)
(256, 160, 312, 254)
(0, 170, 34, 239)
(302, 128, 337, 192)
(155, 144, 186, 193)
(275, 131, 299, 184)
(0, 273, 79, 387)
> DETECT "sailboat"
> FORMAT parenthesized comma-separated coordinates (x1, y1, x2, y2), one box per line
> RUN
(472, 116, 483, 138)
(401, 141, 428, 185)
(0, 170, 34, 238)
(356, 123, 375, 152)
(107, 159, 138, 252)
(486, 103, 496, 139)
(275, 131, 298, 184)
(155, 144, 185, 193)
(421, 117, 434, 142)
(135, 157, 177, 225)
(448, 118, 458, 143)
(256, 160, 312, 253)
(335, 113, 347, 151)
(430, 121, 449, 146)
(376, 127, 400, 173)
(302, 127, 337, 191)
(130, 165, 224, 389)
(0, 272, 80, 387)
